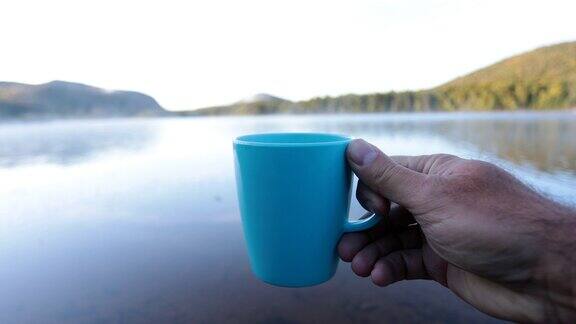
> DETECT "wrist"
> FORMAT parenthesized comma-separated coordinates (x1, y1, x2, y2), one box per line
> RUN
(533, 204, 576, 322)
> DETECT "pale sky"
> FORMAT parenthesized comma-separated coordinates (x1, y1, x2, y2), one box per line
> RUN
(1, 0, 574, 110)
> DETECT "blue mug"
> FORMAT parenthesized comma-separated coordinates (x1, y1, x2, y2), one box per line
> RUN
(233, 132, 381, 287)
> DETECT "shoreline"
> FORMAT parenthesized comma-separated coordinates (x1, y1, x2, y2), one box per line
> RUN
(1, 108, 575, 124)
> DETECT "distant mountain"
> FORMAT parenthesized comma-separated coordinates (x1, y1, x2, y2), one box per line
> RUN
(4, 41, 573, 119)
(0, 81, 167, 119)
(239, 93, 287, 104)
(183, 93, 292, 116)
(193, 41, 576, 115)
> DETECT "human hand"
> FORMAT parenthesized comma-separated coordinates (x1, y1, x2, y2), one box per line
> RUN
(338, 139, 576, 323)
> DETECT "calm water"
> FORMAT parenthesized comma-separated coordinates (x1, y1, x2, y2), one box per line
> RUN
(1, 112, 575, 324)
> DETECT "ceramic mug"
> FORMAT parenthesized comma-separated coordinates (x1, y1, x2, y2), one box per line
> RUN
(234, 132, 381, 287)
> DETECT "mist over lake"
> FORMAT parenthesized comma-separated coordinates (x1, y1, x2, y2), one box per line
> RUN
(1, 112, 575, 323)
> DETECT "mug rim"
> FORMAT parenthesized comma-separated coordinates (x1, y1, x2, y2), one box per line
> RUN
(234, 132, 351, 147)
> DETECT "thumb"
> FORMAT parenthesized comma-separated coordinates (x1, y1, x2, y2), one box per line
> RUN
(347, 139, 427, 208)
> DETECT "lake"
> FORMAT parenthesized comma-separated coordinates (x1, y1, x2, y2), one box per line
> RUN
(1, 112, 575, 323)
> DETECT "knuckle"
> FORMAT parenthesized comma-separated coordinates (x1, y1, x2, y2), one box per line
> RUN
(464, 160, 499, 179)
(434, 153, 458, 162)
(438, 160, 502, 199)
(423, 154, 459, 173)
(374, 201, 389, 215)
(352, 256, 371, 277)
(436, 154, 460, 167)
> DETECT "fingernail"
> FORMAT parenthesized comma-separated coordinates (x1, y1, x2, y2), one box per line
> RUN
(348, 139, 378, 166)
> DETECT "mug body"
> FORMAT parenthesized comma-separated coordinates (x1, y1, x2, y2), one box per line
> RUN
(234, 133, 352, 287)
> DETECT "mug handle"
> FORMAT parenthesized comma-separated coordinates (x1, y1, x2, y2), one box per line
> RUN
(343, 211, 381, 232)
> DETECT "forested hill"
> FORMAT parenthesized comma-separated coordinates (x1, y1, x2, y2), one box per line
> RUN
(192, 41, 576, 115)
(436, 41, 576, 110)
(0, 81, 167, 119)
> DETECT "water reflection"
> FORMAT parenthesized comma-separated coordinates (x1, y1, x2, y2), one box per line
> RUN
(393, 117, 576, 175)
(0, 119, 155, 167)
(268, 112, 576, 175)
(1, 113, 573, 175)
(0, 221, 499, 324)
(0, 112, 574, 323)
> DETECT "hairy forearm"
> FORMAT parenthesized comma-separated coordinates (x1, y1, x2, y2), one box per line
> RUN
(533, 202, 576, 322)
